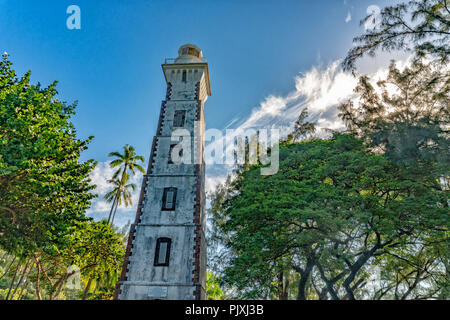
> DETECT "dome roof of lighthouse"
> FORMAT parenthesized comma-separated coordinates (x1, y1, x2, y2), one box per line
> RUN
(174, 44, 204, 64)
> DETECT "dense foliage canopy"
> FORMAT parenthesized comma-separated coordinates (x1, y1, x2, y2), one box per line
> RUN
(0, 54, 126, 300)
(209, 134, 448, 299)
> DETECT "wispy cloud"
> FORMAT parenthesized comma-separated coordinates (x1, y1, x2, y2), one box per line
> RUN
(217, 57, 410, 142)
(87, 161, 143, 227)
(206, 174, 227, 196)
(203, 58, 407, 193)
(203, 60, 360, 195)
(87, 59, 406, 226)
(345, 11, 352, 23)
(225, 60, 359, 137)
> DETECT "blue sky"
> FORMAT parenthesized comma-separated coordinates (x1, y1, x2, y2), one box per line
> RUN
(0, 0, 404, 226)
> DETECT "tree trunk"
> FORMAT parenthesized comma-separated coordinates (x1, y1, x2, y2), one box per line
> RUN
(52, 274, 68, 300)
(121, 164, 128, 184)
(342, 244, 380, 300)
(110, 196, 120, 226)
(18, 279, 29, 300)
(11, 258, 31, 299)
(0, 255, 17, 280)
(316, 264, 340, 300)
(277, 272, 284, 300)
(34, 256, 42, 300)
(107, 195, 117, 225)
(18, 265, 33, 300)
(92, 280, 98, 295)
(283, 275, 290, 300)
(296, 259, 314, 300)
(111, 163, 129, 226)
(82, 278, 93, 300)
(6, 260, 21, 300)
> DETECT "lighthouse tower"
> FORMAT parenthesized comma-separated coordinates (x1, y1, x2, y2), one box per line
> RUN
(114, 44, 210, 300)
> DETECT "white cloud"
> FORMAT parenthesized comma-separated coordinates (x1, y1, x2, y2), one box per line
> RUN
(88, 161, 115, 195)
(203, 57, 414, 194)
(228, 60, 359, 137)
(203, 60, 360, 195)
(224, 58, 413, 140)
(86, 161, 143, 226)
(345, 11, 352, 23)
(206, 174, 227, 196)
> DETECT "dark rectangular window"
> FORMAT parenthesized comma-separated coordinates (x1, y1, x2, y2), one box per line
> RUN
(162, 187, 177, 211)
(154, 237, 171, 266)
(168, 144, 183, 164)
(182, 70, 187, 82)
(173, 110, 186, 127)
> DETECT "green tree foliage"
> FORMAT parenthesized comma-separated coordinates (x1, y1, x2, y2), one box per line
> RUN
(0, 220, 125, 300)
(338, 5, 450, 297)
(0, 53, 96, 257)
(206, 271, 226, 300)
(42, 220, 124, 300)
(209, 135, 448, 299)
(287, 108, 316, 143)
(343, 0, 450, 71)
(0, 55, 126, 300)
(339, 59, 449, 175)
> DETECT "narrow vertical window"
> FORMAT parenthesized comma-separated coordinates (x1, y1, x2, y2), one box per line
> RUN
(154, 237, 171, 266)
(168, 144, 183, 164)
(182, 70, 187, 82)
(162, 187, 177, 211)
(173, 110, 186, 127)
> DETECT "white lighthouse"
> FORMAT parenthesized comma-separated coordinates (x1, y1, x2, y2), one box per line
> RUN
(115, 44, 210, 300)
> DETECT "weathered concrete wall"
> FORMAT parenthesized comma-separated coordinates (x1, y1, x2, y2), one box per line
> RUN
(139, 176, 197, 225)
(115, 55, 209, 300)
(119, 224, 196, 299)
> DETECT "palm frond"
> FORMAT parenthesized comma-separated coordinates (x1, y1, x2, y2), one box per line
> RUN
(135, 164, 146, 173)
(112, 168, 121, 180)
(110, 159, 123, 168)
(125, 183, 137, 191)
(135, 155, 145, 162)
(104, 190, 117, 202)
(108, 151, 123, 159)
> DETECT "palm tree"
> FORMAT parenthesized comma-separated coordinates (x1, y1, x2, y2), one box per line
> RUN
(109, 144, 145, 184)
(105, 178, 137, 226)
(105, 144, 145, 225)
